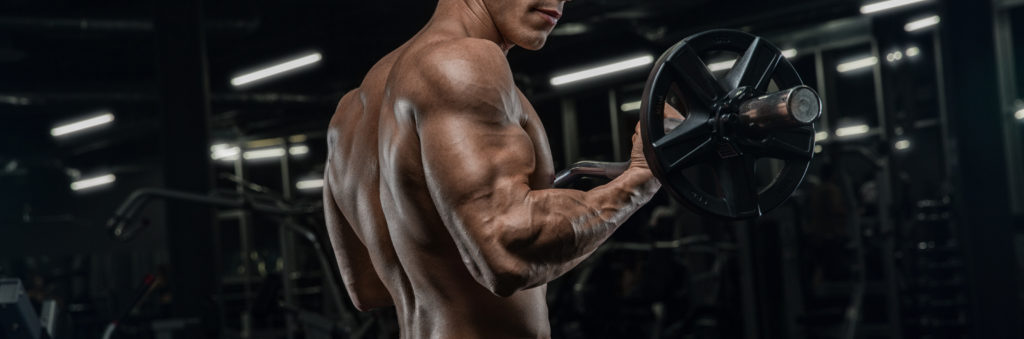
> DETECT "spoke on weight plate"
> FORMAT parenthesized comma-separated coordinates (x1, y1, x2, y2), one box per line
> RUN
(741, 130, 813, 161)
(719, 154, 760, 217)
(722, 37, 782, 93)
(668, 44, 726, 107)
(653, 119, 715, 172)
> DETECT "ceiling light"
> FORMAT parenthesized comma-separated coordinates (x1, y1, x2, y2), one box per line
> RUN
(835, 124, 871, 137)
(231, 52, 322, 87)
(905, 15, 940, 32)
(550, 55, 654, 86)
(289, 145, 309, 155)
(886, 50, 903, 63)
(51, 113, 114, 137)
(243, 148, 286, 160)
(71, 174, 116, 191)
(905, 46, 921, 57)
(707, 49, 797, 73)
(837, 56, 878, 73)
(210, 143, 309, 161)
(707, 59, 736, 72)
(621, 100, 642, 112)
(551, 23, 588, 36)
(210, 144, 240, 161)
(815, 131, 829, 142)
(814, 144, 824, 153)
(894, 139, 911, 150)
(296, 179, 324, 190)
(860, 0, 930, 14)
(1015, 108, 1024, 120)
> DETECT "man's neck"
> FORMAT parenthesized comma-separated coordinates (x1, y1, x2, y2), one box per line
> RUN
(426, 0, 513, 53)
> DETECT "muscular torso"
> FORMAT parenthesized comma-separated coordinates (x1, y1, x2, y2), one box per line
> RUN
(325, 31, 556, 338)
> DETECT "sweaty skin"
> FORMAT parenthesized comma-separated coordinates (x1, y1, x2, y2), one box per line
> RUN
(323, 0, 662, 337)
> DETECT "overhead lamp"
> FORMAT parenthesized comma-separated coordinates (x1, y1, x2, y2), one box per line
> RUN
(814, 144, 824, 153)
(905, 15, 940, 32)
(815, 131, 829, 142)
(885, 50, 903, 64)
(289, 145, 309, 155)
(905, 46, 921, 57)
(296, 179, 324, 190)
(550, 55, 654, 86)
(620, 100, 642, 112)
(1014, 108, 1024, 120)
(860, 0, 930, 14)
(231, 52, 323, 87)
(706, 49, 798, 73)
(835, 124, 870, 137)
(51, 112, 115, 137)
(837, 56, 878, 73)
(894, 138, 911, 151)
(243, 148, 286, 160)
(211, 144, 310, 161)
(71, 174, 116, 191)
(551, 23, 588, 36)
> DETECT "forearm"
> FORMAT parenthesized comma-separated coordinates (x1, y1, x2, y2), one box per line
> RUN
(487, 168, 660, 293)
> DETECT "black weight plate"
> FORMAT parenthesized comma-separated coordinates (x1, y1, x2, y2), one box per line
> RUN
(640, 29, 815, 220)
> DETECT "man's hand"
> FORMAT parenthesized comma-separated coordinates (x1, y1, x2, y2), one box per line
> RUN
(630, 103, 685, 170)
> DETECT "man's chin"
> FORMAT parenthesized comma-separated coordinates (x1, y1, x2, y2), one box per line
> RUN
(516, 36, 548, 51)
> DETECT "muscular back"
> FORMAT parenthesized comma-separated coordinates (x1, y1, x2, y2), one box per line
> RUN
(324, 32, 556, 337)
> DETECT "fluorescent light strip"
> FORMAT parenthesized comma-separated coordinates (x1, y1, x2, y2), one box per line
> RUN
(837, 56, 878, 73)
(706, 49, 797, 73)
(621, 100, 642, 112)
(51, 113, 115, 137)
(815, 131, 829, 142)
(212, 144, 309, 161)
(905, 15, 940, 32)
(71, 174, 116, 191)
(550, 55, 654, 86)
(835, 124, 871, 137)
(860, 0, 929, 14)
(296, 179, 324, 190)
(231, 52, 323, 87)
(707, 59, 736, 72)
(243, 148, 286, 160)
(289, 145, 309, 155)
(894, 139, 911, 150)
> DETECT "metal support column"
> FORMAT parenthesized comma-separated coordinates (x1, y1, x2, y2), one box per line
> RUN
(607, 90, 623, 162)
(279, 139, 299, 338)
(561, 98, 580, 165)
(993, 3, 1024, 214)
(938, 1, 1021, 337)
(154, 0, 214, 332)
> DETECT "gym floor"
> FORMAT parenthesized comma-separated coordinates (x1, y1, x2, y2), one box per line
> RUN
(1, 0, 1023, 338)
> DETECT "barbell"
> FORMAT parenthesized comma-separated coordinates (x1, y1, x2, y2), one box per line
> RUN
(554, 29, 821, 220)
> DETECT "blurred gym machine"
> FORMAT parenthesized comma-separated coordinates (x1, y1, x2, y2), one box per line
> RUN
(0, 278, 59, 339)
(105, 180, 374, 338)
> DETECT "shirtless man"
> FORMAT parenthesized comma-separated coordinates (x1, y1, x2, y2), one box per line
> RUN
(322, 0, 663, 337)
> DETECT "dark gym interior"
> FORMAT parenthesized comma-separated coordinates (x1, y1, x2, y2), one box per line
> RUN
(2, 0, 1024, 338)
